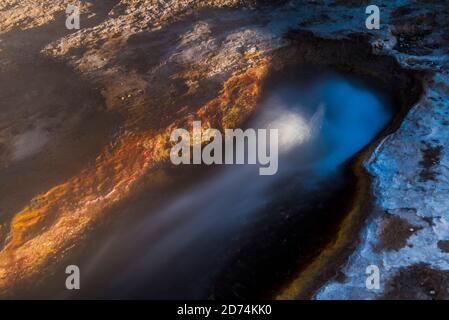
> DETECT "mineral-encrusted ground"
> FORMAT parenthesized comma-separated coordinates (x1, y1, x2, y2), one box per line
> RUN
(0, 0, 448, 299)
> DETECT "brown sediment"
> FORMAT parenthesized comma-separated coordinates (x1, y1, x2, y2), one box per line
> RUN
(437, 240, 449, 253)
(0, 58, 270, 298)
(273, 32, 425, 300)
(381, 263, 449, 300)
(419, 142, 443, 182)
(374, 214, 421, 252)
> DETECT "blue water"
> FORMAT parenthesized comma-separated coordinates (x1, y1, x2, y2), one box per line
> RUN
(255, 74, 392, 176)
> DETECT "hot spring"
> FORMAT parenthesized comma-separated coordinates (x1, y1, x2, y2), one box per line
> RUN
(64, 68, 396, 299)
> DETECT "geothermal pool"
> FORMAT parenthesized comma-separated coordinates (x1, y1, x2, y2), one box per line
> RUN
(68, 70, 393, 299)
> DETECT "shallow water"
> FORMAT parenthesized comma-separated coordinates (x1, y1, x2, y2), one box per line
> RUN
(72, 72, 392, 299)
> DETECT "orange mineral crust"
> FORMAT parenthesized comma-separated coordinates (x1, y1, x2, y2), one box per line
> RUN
(0, 59, 269, 296)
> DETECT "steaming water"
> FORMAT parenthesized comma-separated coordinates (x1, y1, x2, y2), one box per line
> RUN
(76, 73, 392, 299)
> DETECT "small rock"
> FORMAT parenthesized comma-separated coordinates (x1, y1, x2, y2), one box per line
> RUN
(247, 47, 257, 54)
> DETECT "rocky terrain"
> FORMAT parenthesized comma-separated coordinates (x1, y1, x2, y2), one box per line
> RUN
(0, 0, 448, 299)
